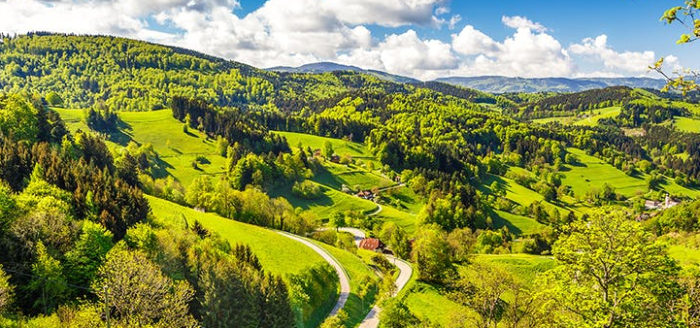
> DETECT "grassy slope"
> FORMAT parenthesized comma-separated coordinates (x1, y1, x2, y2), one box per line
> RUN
(674, 117, 700, 133)
(573, 106, 621, 126)
(407, 254, 555, 325)
(277, 131, 371, 158)
(148, 195, 324, 275)
(562, 148, 647, 198)
(563, 148, 700, 199)
(56, 108, 227, 186)
(529, 107, 621, 126)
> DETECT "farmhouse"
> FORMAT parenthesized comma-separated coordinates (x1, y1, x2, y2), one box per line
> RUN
(359, 238, 385, 252)
(356, 190, 374, 200)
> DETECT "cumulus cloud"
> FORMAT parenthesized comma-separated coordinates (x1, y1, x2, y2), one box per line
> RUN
(569, 35, 659, 74)
(448, 22, 574, 77)
(0, 1, 675, 79)
(338, 29, 459, 80)
(501, 15, 548, 33)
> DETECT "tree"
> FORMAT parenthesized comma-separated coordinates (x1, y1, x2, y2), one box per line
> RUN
(319, 310, 348, 328)
(379, 299, 420, 328)
(329, 211, 346, 232)
(28, 241, 67, 314)
(447, 227, 476, 263)
(0, 264, 13, 314)
(94, 248, 196, 327)
(64, 221, 114, 293)
(323, 140, 334, 159)
(412, 224, 453, 284)
(652, 1, 700, 93)
(543, 208, 682, 328)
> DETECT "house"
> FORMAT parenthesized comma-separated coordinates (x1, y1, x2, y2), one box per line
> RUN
(330, 154, 340, 163)
(645, 194, 681, 211)
(356, 190, 374, 200)
(359, 238, 385, 252)
(313, 149, 322, 157)
(664, 194, 680, 209)
(644, 200, 661, 210)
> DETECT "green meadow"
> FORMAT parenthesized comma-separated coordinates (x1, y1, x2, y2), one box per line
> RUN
(276, 131, 371, 158)
(573, 106, 621, 126)
(562, 148, 647, 197)
(148, 195, 325, 275)
(55, 108, 227, 186)
(673, 116, 700, 133)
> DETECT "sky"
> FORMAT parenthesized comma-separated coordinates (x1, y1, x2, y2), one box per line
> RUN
(0, 0, 696, 80)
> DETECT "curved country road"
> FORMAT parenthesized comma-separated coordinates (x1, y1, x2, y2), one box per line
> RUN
(338, 228, 414, 328)
(276, 231, 351, 316)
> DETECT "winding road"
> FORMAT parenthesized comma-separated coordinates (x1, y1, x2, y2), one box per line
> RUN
(338, 227, 414, 328)
(276, 231, 351, 316)
(277, 190, 413, 325)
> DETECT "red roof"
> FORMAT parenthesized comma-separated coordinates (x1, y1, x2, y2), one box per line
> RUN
(359, 238, 382, 251)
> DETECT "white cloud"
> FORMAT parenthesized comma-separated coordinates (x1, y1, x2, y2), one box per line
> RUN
(501, 15, 548, 33)
(452, 25, 500, 56)
(338, 29, 458, 80)
(569, 35, 659, 74)
(0, 1, 676, 80)
(448, 23, 575, 78)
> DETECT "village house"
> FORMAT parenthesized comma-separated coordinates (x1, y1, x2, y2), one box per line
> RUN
(644, 194, 680, 211)
(356, 189, 374, 201)
(359, 238, 385, 252)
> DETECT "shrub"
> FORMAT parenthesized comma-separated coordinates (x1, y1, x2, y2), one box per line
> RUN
(291, 180, 323, 199)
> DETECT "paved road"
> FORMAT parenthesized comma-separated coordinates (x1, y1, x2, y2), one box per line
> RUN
(338, 227, 366, 247)
(276, 231, 351, 317)
(338, 228, 414, 328)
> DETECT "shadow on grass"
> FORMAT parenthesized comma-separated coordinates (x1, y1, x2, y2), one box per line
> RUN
(106, 120, 134, 146)
(487, 208, 524, 236)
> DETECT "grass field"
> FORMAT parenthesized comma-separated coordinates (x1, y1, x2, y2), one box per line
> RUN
(315, 162, 395, 191)
(472, 254, 555, 284)
(530, 116, 576, 125)
(492, 210, 547, 236)
(148, 195, 325, 275)
(405, 282, 470, 326)
(573, 107, 621, 126)
(277, 131, 371, 158)
(673, 117, 700, 133)
(272, 181, 378, 219)
(562, 148, 647, 198)
(55, 109, 227, 186)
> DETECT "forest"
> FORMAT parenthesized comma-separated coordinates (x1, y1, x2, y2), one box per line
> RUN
(1, 33, 700, 328)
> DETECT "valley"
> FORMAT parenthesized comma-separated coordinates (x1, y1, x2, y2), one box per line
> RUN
(1, 33, 700, 328)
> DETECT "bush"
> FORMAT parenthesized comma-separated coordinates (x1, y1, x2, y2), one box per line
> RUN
(291, 180, 323, 199)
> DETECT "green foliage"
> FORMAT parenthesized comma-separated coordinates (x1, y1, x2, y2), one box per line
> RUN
(64, 221, 113, 296)
(412, 224, 453, 284)
(0, 264, 14, 314)
(0, 93, 39, 142)
(28, 241, 67, 314)
(379, 222, 411, 260)
(94, 247, 197, 327)
(543, 208, 683, 327)
(379, 298, 420, 328)
(292, 180, 323, 199)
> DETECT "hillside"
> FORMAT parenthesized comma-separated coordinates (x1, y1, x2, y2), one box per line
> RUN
(2, 33, 700, 328)
(267, 62, 420, 84)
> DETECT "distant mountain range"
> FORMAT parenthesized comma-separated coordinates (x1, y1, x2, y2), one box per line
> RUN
(267, 62, 671, 93)
(267, 62, 420, 84)
(434, 76, 669, 93)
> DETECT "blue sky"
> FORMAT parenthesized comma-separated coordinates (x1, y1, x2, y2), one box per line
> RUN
(0, 0, 695, 80)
